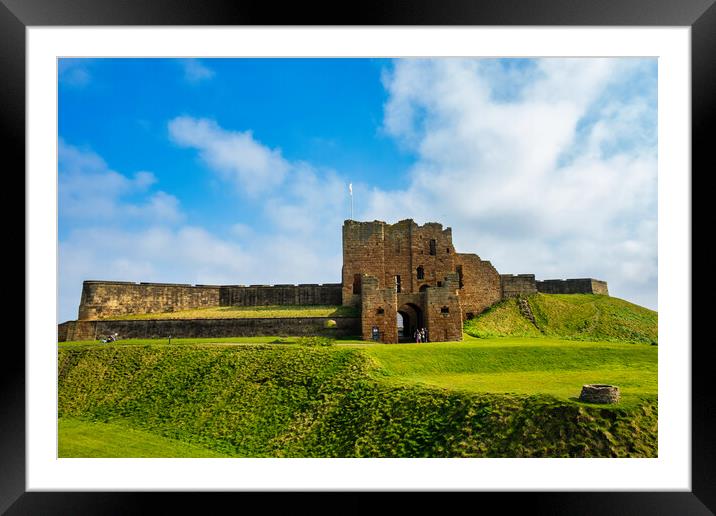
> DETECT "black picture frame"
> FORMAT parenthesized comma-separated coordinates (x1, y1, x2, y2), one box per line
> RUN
(5, 0, 711, 513)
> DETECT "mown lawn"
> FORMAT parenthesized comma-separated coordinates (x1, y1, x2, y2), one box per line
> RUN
(58, 418, 229, 458)
(108, 305, 359, 320)
(363, 336, 657, 408)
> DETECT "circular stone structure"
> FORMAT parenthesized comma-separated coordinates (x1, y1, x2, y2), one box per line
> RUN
(579, 384, 620, 404)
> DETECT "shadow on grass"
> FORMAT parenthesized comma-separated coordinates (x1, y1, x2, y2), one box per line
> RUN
(327, 306, 360, 317)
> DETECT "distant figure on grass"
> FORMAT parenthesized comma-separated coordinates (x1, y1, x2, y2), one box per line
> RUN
(100, 333, 119, 344)
(421, 328, 428, 343)
(414, 329, 422, 343)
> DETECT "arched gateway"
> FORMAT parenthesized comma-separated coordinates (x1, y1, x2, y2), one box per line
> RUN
(343, 219, 495, 344)
(398, 302, 423, 342)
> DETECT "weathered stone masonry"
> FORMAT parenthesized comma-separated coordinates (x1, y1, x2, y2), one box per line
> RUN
(537, 278, 609, 296)
(500, 274, 538, 298)
(342, 219, 608, 343)
(78, 281, 220, 320)
(59, 317, 360, 342)
(501, 275, 609, 298)
(78, 281, 342, 320)
(344, 219, 500, 343)
(64, 218, 609, 344)
(220, 284, 342, 307)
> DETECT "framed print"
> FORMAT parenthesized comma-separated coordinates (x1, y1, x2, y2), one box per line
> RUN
(6, 0, 713, 513)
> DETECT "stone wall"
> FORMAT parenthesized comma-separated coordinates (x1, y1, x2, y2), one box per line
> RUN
(424, 273, 463, 342)
(407, 221, 456, 295)
(360, 275, 399, 343)
(455, 253, 502, 318)
(78, 281, 221, 320)
(342, 220, 387, 306)
(501, 274, 538, 299)
(342, 219, 457, 306)
(342, 219, 460, 303)
(219, 284, 341, 306)
(382, 220, 414, 296)
(536, 278, 609, 295)
(58, 317, 361, 342)
(79, 281, 343, 320)
(342, 219, 509, 340)
(57, 321, 70, 342)
(590, 280, 610, 296)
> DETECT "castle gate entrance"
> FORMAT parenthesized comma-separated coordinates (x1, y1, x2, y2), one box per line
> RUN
(398, 302, 424, 343)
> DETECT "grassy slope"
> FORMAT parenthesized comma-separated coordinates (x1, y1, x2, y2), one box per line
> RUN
(464, 298, 542, 338)
(465, 294, 658, 344)
(59, 418, 228, 457)
(58, 341, 657, 458)
(364, 337, 656, 407)
(109, 305, 359, 320)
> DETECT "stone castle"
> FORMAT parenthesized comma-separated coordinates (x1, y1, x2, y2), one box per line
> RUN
(59, 219, 608, 343)
(341, 219, 607, 343)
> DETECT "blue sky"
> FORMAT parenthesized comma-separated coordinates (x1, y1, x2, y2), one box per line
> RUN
(58, 57, 658, 322)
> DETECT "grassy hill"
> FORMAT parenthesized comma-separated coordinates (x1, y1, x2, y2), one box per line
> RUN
(58, 418, 229, 458)
(464, 294, 657, 344)
(59, 339, 657, 458)
(109, 305, 359, 320)
(365, 336, 656, 406)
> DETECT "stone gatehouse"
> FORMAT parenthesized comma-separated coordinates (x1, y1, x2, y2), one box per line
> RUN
(341, 218, 608, 344)
(64, 218, 608, 343)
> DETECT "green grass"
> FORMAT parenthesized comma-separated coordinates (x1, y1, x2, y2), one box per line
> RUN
(464, 298, 542, 338)
(109, 305, 359, 320)
(363, 338, 656, 408)
(57, 293, 658, 457)
(58, 418, 229, 457)
(465, 294, 658, 344)
(59, 335, 366, 348)
(58, 337, 657, 458)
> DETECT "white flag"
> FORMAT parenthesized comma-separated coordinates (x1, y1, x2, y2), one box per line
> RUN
(349, 183, 353, 194)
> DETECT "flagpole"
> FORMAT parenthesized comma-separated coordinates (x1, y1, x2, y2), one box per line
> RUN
(349, 183, 353, 220)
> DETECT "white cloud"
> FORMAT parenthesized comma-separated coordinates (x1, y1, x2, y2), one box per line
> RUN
(230, 223, 254, 239)
(58, 135, 346, 321)
(366, 58, 657, 309)
(58, 140, 184, 223)
(59, 225, 254, 321)
(58, 222, 343, 322)
(180, 59, 215, 83)
(125, 191, 185, 224)
(59, 140, 184, 224)
(263, 163, 348, 235)
(168, 116, 291, 197)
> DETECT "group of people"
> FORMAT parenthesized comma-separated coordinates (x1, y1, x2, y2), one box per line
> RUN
(414, 327, 428, 343)
(100, 332, 119, 344)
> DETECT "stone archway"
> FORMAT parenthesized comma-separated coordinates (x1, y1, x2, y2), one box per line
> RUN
(398, 302, 424, 342)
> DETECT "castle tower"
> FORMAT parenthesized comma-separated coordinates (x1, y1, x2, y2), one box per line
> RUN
(342, 219, 499, 343)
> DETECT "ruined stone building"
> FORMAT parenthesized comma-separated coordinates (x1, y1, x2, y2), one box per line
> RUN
(60, 218, 608, 343)
(342, 219, 607, 343)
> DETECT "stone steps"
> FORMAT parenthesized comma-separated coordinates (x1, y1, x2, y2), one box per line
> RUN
(517, 297, 539, 328)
